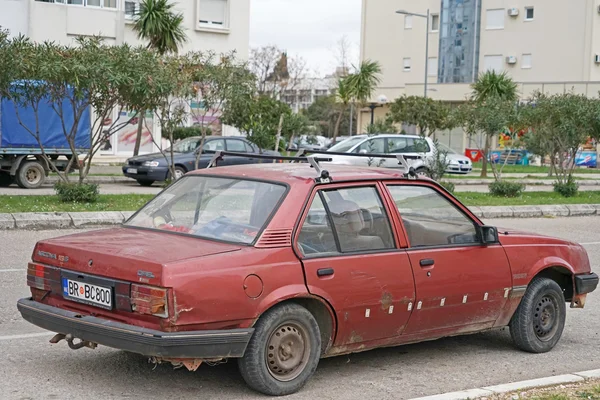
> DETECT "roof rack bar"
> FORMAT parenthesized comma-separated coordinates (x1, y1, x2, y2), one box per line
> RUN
(205, 150, 333, 169)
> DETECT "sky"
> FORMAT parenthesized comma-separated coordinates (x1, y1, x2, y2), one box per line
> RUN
(249, 0, 362, 77)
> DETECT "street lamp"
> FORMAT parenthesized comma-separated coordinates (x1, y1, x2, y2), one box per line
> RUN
(396, 8, 430, 98)
(367, 94, 388, 126)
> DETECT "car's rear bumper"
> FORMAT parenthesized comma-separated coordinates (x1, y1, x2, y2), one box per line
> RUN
(17, 298, 254, 359)
(575, 273, 599, 295)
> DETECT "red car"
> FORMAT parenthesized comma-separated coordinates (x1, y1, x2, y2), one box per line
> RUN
(18, 154, 598, 396)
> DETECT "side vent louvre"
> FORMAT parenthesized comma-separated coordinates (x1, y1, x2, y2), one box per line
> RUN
(255, 229, 293, 248)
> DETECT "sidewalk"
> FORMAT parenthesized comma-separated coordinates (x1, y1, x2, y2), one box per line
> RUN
(409, 369, 600, 400)
(1, 204, 599, 230)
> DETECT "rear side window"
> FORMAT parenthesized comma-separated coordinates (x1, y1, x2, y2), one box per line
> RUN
(226, 139, 246, 152)
(298, 186, 395, 256)
(388, 185, 478, 247)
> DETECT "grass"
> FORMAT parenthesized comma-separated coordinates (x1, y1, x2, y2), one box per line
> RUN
(448, 175, 598, 181)
(456, 191, 600, 207)
(0, 194, 154, 213)
(472, 162, 600, 174)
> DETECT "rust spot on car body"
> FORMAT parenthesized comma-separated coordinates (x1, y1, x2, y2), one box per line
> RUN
(571, 293, 586, 308)
(380, 292, 393, 311)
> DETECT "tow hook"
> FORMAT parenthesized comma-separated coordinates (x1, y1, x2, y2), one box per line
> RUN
(50, 333, 98, 350)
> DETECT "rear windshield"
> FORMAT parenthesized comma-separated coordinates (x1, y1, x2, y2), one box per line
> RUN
(125, 176, 287, 244)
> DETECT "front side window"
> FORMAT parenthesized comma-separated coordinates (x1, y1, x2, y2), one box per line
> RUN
(388, 185, 479, 247)
(328, 136, 365, 153)
(126, 176, 286, 244)
(203, 139, 225, 152)
(355, 138, 385, 154)
(170, 138, 200, 153)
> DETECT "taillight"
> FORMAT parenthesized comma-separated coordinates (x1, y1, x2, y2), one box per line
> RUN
(27, 263, 61, 293)
(131, 284, 168, 318)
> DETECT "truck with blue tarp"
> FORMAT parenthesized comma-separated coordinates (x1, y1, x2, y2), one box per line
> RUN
(0, 85, 92, 188)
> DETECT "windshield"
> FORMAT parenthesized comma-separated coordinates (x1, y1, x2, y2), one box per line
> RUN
(436, 142, 458, 154)
(328, 137, 365, 152)
(125, 176, 287, 244)
(169, 138, 200, 153)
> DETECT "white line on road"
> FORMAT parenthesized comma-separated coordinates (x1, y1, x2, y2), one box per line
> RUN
(0, 269, 23, 273)
(0, 332, 50, 341)
(581, 242, 600, 246)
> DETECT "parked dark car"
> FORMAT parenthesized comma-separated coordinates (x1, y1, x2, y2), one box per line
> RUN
(122, 136, 279, 186)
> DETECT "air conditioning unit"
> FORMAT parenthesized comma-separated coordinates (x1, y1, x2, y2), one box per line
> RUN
(508, 8, 519, 16)
(506, 56, 518, 65)
(595, 54, 600, 64)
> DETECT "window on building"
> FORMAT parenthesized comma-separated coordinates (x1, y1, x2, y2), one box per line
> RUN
(483, 55, 504, 72)
(428, 58, 438, 76)
(404, 15, 413, 29)
(67, 0, 83, 4)
(521, 53, 532, 69)
(525, 7, 534, 21)
(486, 9, 505, 29)
(125, 0, 139, 18)
(403, 58, 411, 72)
(431, 14, 440, 31)
(198, 0, 228, 28)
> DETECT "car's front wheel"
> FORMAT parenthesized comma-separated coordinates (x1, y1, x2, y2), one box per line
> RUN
(509, 277, 566, 353)
(238, 303, 321, 396)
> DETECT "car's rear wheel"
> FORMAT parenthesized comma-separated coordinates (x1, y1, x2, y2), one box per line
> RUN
(136, 179, 155, 187)
(238, 303, 321, 396)
(509, 277, 566, 353)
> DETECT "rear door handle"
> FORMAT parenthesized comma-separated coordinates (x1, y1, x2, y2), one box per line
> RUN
(420, 259, 435, 267)
(317, 268, 334, 277)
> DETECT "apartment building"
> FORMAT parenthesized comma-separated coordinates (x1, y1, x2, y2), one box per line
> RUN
(281, 77, 337, 113)
(359, 0, 600, 152)
(0, 0, 250, 157)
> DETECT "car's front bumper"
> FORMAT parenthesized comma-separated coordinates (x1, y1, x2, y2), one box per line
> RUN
(446, 164, 472, 174)
(575, 273, 599, 295)
(17, 298, 254, 359)
(122, 165, 169, 182)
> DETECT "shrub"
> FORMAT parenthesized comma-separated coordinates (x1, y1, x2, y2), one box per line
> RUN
(439, 181, 455, 194)
(554, 177, 579, 197)
(172, 126, 211, 141)
(488, 180, 525, 197)
(54, 182, 99, 203)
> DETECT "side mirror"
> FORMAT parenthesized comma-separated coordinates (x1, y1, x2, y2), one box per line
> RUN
(479, 225, 500, 244)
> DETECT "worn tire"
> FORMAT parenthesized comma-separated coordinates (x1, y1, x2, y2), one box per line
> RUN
(238, 303, 321, 396)
(0, 172, 13, 187)
(15, 161, 46, 189)
(136, 179, 155, 187)
(509, 277, 566, 353)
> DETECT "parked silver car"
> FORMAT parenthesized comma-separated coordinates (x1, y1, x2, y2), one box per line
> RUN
(325, 134, 473, 174)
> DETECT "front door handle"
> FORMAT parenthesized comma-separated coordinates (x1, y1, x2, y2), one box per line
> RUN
(317, 268, 334, 277)
(420, 259, 435, 268)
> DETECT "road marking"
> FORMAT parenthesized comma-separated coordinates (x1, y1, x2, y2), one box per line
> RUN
(0, 332, 49, 341)
(0, 268, 23, 273)
(580, 241, 600, 246)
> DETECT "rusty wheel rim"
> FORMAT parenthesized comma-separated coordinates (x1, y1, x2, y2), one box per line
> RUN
(26, 167, 41, 184)
(265, 322, 310, 382)
(533, 294, 559, 341)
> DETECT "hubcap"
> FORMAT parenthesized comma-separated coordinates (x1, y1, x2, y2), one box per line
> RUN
(265, 323, 310, 382)
(533, 295, 559, 341)
(26, 167, 41, 184)
(174, 169, 184, 180)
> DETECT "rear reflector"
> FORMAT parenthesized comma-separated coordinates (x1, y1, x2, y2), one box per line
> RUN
(131, 284, 168, 318)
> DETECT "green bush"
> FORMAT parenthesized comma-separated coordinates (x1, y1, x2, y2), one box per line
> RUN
(54, 182, 99, 203)
(488, 180, 525, 197)
(554, 177, 579, 197)
(172, 126, 211, 141)
(439, 181, 455, 194)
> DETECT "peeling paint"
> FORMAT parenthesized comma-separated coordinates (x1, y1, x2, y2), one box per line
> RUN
(348, 331, 363, 344)
(380, 292, 393, 311)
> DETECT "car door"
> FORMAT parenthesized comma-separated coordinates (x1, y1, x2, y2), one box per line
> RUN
(296, 183, 416, 346)
(384, 183, 512, 336)
(225, 139, 255, 165)
(197, 138, 227, 168)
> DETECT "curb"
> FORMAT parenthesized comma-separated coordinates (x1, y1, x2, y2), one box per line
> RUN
(408, 369, 600, 400)
(446, 179, 600, 186)
(1, 205, 600, 230)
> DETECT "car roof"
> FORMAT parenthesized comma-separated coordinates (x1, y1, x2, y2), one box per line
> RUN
(189, 163, 425, 185)
(342, 134, 427, 140)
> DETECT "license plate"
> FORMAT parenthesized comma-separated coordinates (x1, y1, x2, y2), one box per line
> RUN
(62, 278, 112, 309)
(127, 168, 137, 174)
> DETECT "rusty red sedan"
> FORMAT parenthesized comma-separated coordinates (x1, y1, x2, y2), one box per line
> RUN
(17, 154, 599, 396)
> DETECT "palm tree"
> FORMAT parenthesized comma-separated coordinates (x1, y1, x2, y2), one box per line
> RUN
(470, 70, 518, 177)
(131, 0, 187, 155)
(331, 60, 382, 143)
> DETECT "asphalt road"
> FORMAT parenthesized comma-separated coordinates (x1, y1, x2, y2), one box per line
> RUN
(1, 218, 599, 400)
